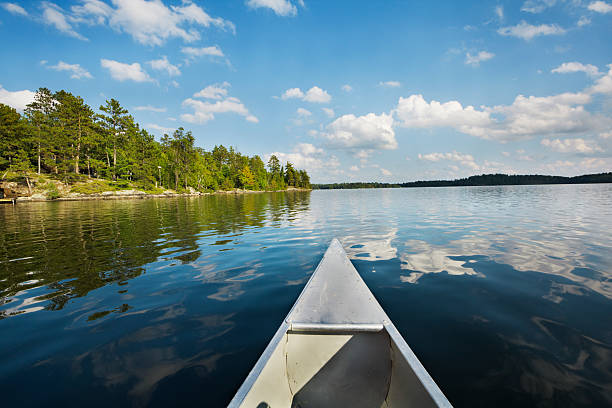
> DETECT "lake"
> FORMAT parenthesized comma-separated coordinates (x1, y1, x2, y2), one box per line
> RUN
(1, 185, 611, 407)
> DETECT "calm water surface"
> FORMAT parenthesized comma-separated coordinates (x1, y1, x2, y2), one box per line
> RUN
(1, 185, 611, 407)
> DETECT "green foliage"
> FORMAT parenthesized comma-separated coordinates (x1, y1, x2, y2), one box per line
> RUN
(70, 180, 113, 194)
(44, 182, 60, 200)
(0, 88, 310, 195)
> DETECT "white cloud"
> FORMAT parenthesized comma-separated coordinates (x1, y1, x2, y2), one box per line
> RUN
(498, 21, 565, 41)
(380, 168, 392, 176)
(181, 82, 258, 124)
(1, 2, 28, 16)
(100, 59, 152, 82)
(541, 138, 602, 154)
(146, 123, 174, 135)
(47, 61, 93, 79)
(296, 107, 311, 117)
(42, 2, 87, 41)
(394, 94, 491, 133)
(303, 86, 331, 103)
(600, 131, 612, 139)
(495, 5, 504, 19)
(322, 112, 397, 156)
(134, 105, 166, 112)
(577, 16, 591, 26)
(521, 0, 556, 13)
(465, 51, 495, 67)
(349, 165, 359, 172)
(0, 85, 35, 112)
(181, 45, 224, 61)
(379, 81, 401, 88)
(193, 82, 230, 99)
(322, 107, 335, 118)
(281, 88, 304, 100)
(418, 151, 480, 170)
(68, 0, 234, 46)
(341, 84, 353, 92)
(280, 86, 331, 103)
(589, 64, 612, 94)
(588, 1, 612, 13)
(394, 88, 612, 142)
(268, 143, 340, 177)
(246, 0, 301, 17)
(148, 56, 180, 76)
(552, 62, 600, 77)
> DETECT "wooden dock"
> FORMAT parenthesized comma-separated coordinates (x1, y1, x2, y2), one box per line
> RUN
(0, 198, 16, 205)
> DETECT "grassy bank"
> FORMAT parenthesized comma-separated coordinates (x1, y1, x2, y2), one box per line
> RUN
(1, 172, 310, 202)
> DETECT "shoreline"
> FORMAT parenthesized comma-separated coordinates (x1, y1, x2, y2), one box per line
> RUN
(6, 188, 312, 203)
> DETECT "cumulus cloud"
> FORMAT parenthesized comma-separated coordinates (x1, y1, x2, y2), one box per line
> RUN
(498, 21, 565, 41)
(577, 16, 591, 26)
(42, 2, 88, 40)
(418, 151, 480, 170)
(146, 123, 174, 135)
(521, 0, 557, 13)
(588, 1, 612, 13)
(0, 85, 35, 112)
(181, 82, 257, 124)
(465, 51, 495, 67)
(1, 2, 28, 16)
(380, 168, 392, 176)
(394, 94, 491, 133)
(379, 81, 401, 88)
(341, 84, 353, 92)
(495, 5, 504, 19)
(100, 59, 152, 82)
(280, 86, 331, 103)
(303, 86, 331, 103)
(87, 0, 232, 45)
(322, 112, 397, 157)
(281, 88, 304, 100)
(40, 0, 233, 46)
(552, 62, 600, 77)
(193, 82, 230, 100)
(134, 105, 167, 112)
(246, 0, 302, 17)
(349, 165, 359, 172)
(393, 78, 612, 142)
(589, 64, 612, 94)
(541, 138, 602, 153)
(148, 56, 180, 76)
(47, 61, 93, 79)
(296, 107, 311, 117)
(268, 143, 340, 177)
(181, 45, 225, 62)
(322, 107, 335, 118)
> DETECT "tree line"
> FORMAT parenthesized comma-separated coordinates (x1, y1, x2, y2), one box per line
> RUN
(0, 88, 310, 193)
(313, 173, 612, 189)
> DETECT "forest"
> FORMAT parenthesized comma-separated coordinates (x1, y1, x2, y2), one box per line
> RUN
(313, 173, 612, 189)
(0, 88, 310, 194)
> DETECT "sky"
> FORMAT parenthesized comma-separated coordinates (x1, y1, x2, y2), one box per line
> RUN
(0, 0, 611, 183)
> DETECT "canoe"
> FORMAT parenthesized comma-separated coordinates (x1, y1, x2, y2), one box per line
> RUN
(228, 238, 452, 408)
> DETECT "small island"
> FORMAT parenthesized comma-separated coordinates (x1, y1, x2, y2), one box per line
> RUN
(0, 88, 310, 202)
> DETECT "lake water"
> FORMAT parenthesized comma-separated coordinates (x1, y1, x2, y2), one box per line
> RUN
(1, 185, 611, 407)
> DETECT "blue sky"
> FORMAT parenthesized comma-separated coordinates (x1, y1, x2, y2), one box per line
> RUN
(1, 0, 611, 183)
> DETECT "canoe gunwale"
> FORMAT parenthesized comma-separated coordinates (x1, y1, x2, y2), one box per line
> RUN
(228, 320, 289, 408)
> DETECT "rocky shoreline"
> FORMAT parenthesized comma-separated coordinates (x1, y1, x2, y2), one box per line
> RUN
(8, 187, 311, 203)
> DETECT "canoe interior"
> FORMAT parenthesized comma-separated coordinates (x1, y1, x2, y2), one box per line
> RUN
(238, 327, 441, 408)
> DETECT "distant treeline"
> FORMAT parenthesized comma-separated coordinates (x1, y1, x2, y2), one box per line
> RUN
(0, 88, 310, 192)
(313, 173, 612, 189)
